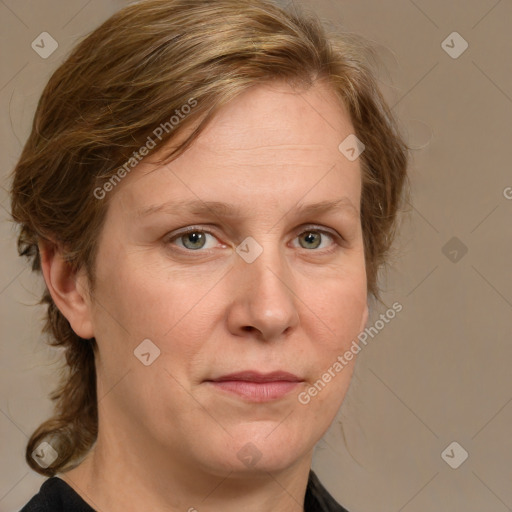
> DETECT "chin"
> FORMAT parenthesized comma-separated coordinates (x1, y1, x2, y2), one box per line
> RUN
(217, 423, 313, 475)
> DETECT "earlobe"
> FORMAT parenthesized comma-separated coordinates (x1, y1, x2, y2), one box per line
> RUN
(38, 239, 94, 339)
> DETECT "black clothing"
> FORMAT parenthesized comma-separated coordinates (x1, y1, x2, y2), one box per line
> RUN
(305, 471, 349, 511)
(20, 470, 349, 511)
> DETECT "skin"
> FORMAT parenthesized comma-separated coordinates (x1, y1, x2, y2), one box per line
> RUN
(41, 79, 369, 512)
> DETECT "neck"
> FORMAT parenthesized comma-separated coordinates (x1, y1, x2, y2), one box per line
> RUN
(59, 427, 313, 512)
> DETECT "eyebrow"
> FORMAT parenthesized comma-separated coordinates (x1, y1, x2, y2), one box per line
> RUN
(137, 197, 360, 220)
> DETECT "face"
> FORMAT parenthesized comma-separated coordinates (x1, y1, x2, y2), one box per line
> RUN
(83, 80, 369, 477)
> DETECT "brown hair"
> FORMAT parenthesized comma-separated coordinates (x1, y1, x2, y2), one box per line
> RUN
(10, 0, 409, 476)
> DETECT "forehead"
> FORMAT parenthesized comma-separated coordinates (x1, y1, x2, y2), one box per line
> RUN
(113, 80, 361, 217)
(194, 79, 353, 149)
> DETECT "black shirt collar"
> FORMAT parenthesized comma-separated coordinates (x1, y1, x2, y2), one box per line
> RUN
(21, 470, 350, 511)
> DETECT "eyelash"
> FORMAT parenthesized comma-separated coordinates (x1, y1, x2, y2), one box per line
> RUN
(165, 225, 344, 256)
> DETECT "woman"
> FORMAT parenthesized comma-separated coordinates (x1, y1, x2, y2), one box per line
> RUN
(10, 0, 409, 510)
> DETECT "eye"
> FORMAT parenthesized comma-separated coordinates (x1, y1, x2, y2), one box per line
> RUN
(165, 225, 341, 255)
(168, 228, 219, 251)
(291, 228, 338, 252)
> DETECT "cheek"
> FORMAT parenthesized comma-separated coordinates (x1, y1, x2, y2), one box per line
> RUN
(90, 257, 222, 391)
(299, 268, 366, 404)
(297, 363, 355, 437)
(307, 268, 367, 345)
(90, 261, 210, 416)
(93, 257, 203, 338)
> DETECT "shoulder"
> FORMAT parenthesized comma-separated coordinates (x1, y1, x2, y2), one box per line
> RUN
(305, 470, 351, 512)
(19, 477, 57, 512)
(19, 477, 95, 512)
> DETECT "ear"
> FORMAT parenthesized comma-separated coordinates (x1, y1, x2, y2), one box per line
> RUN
(359, 302, 369, 333)
(38, 239, 94, 339)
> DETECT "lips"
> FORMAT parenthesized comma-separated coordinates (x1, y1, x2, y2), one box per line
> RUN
(210, 371, 303, 383)
(206, 371, 304, 402)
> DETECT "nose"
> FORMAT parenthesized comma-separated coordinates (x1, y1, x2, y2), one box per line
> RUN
(225, 239, 300, 341)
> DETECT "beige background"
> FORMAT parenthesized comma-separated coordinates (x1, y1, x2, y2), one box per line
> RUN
(1, 0, 511, 511)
